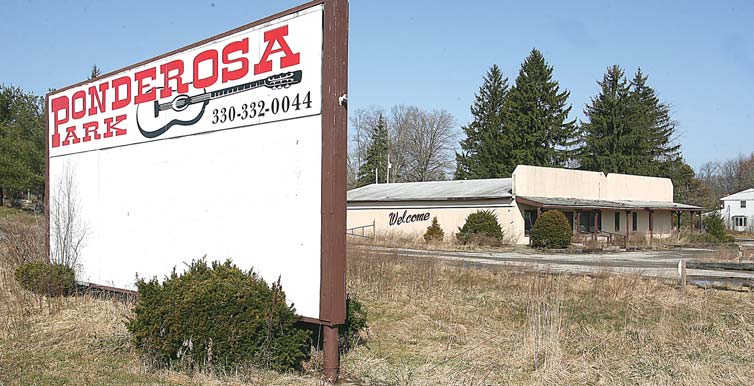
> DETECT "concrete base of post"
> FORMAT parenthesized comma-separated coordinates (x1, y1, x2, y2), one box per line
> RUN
(323, 324, 339, 382)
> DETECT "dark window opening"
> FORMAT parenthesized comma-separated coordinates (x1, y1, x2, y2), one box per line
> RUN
(579, 212, 600, 233)
(524, 210, 538, 236)
(632, 212, 638, 231)
(741, 201, 747, 208)
(615, 212, 620, 232)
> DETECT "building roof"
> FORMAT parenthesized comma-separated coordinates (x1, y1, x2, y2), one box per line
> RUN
(517, 196, 703, 211)
(721, 188, 754, 201)
(347, 178, 513, 202)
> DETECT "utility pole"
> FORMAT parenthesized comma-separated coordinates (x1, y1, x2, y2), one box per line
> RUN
(375, 167, 378, 184)
(387, 153, 392, 183)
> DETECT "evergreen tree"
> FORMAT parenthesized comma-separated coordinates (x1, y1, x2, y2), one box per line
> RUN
(90, 64, 102, 79)
(577, 66, 695, 200)
(627, 68, 681, 174)
(575, 65, 633, 173)
(506, 49, 576, 167)
(455, 64, 512, 179)
(357, 114, 389, 187)
(0, 85, 45, 205)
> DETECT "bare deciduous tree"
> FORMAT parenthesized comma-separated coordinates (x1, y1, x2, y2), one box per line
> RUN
(397, 107, 456, 181)
(698, 153, 754, 200)
(348, 105, 457, 186)
(50, 162, 87, 271)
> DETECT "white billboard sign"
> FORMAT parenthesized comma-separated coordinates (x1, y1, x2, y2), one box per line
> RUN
(47, 2, 346, 323)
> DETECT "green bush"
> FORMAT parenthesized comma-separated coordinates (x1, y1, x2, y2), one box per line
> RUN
(339, 294, 368, 352)
(126, 259, 310, 373)
(423, 216, 444, 243)
(456, 210, 503, 245)
(530, 210, 572, 249)
(704, 213, 733, 243)
(14, 261, 75, 297)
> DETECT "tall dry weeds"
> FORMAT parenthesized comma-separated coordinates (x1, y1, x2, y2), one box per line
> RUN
(344, 243, 754, 385)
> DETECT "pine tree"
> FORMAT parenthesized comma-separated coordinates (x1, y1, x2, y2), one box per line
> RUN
(90, 65, 102, 79)
(577, 66, 695, 199)
(575, 65, 633, 173)
(455, 64, 512, 179)
(506, 49, 576, 167)
(627, 68, 681, 175)
(356, 114, 389, 187)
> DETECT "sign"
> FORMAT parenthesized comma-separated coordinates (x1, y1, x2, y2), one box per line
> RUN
(388, 210, 431, 226)
(46, 0, 347, 324)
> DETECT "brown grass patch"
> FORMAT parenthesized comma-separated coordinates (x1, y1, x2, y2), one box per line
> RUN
(343, 245, 754, 385)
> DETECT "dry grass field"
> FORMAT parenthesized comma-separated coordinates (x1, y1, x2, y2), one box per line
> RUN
(2, 208, 754, 385)
(342, 246, 754, 385)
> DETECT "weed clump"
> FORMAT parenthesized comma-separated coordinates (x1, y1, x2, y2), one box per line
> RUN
(530, 210, 572, 249)
(423, 216, 445, 243)
(126, 259, 310, 373)
(14, 261, 75, 297)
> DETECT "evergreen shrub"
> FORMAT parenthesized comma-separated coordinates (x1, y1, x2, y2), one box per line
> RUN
(126, 259, 310, 373)
(340, 294, 368, 352)
(457, 210, 503, 245)
(423, 217, 445, 243)
(703, 214, 735, 243)
(530, 210, 572, 249)
(14, 261, 75, 297)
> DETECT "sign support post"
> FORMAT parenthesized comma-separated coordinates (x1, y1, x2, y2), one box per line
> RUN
(319, 0, 348, 381)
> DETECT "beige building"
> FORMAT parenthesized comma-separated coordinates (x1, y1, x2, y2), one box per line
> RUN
(347, 165, 703, 245)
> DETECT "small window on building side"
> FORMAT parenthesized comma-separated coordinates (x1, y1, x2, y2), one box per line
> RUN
(597, 211, 602, 231)
(742, 201, 747, 208)
(615, 212, 620, 232)
(632, 212, 638, 231)
(524, 210, 538, 236)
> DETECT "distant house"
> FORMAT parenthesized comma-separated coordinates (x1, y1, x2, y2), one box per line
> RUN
(720, 188, 754, 232)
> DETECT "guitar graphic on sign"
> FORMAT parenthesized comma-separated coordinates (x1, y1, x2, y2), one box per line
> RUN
(136, 70, 302, 138)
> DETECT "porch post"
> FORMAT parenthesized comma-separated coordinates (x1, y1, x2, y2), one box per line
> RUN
(576, 211, 581, 236)
(625, 210, 631, 249)
(593, 209, 598, 240)
(648, 210, 654, 246)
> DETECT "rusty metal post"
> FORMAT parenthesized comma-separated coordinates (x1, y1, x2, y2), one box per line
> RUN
(323, 324, 339, 381)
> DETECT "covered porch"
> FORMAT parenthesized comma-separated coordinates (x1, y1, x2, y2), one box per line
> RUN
(516, 196, 704, 247)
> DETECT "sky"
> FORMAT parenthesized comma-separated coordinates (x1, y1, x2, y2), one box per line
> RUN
(1, 0, 753, 170)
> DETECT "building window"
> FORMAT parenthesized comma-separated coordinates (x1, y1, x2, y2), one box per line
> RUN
(615, 212, 620, 232)
(742, 201, 747, 209)
(632, 212, 638, 231)
(524, 210, 538, 236)
(734, 216, 747, 227)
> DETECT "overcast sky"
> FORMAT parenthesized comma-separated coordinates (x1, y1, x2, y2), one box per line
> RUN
(2, 0, 752, 169)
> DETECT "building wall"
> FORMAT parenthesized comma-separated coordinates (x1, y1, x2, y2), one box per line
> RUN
(722, 199, 754, 231)
(347, 199, 674, 244)
(347, 198, 526, 243)
(598, 210, 672, 235)
(512, 165, 673, 202)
